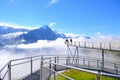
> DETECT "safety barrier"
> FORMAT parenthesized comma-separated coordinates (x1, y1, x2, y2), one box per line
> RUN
(0, 55, 120, 80)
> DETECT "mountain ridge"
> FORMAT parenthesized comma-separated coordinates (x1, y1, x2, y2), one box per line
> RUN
(0, 25, 90, 46)
(15, 25, 66, 43)
(0, 26, 29, 35)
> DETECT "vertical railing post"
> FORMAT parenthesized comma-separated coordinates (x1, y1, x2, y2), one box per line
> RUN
(0, 72, 1, 80)
(49, 58, 51, 80)
(100, 42, 102, 49)
(97, 60, 99, 67)
(67, 45, 70, 65)
(53, 71, 56, 80)
(76, 46, 79, 67)
(57, 56, 59, 64)
(88, 60, 90, 68)
(114, 63, 116, 74)
(92, 42, 94, 48)
(74, 42, 76, 46)
(114, 63, 118, 74)
(30, 57, 33, 74)
(49, 58, 51, 69)
(83, 58, 85, 65)
(116, 65, 118, 75)
(96, 70, 101, 80)
(66, 57, 69, 69)
(54, 57, 57, 71)
(109, 43, 111, 50)
(8, 61, 11, 80)
(53, 57, 56, 80)
(102, 49, 104, 70)
(40, 56, 43, 80)
(66, 57, 68, 65)
(0, 70, 2, 80)
(84, 42, 86, 48)
(79, 42, 80, 47)
(68, 56, 70, 65)
(75, 58, 77, 67)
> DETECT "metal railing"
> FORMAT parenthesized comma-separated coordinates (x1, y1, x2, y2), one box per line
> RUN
(65, 41, 120, 51)
(0, 55, 120, 80)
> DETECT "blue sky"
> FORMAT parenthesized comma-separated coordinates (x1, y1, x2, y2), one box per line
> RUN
(0, 0, 120, 36)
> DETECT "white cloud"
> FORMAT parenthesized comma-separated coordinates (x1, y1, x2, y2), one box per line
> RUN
(65, 33, 80, 37)
(1, 32, 27, 39)
(0, 49, 26, 68)
(65, 33, 120, 42)
(2, 38, 67, 68)
(65, 33, 87, 37)
(6, 38, 66, 49)
(0, 22, 38, 30)
(49, 22, 56, 27)
(48, 0, 58, 6)
(91, 35, 120, 42)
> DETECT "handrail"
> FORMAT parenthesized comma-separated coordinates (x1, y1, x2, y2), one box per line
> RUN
(0, 55, 120, 80)
(65, 41, 120, 51)
(50, 62, 120, 78)
(0, 62, 8, 72)
(43, 67, 74, 80)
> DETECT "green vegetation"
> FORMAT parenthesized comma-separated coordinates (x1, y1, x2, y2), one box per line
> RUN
(53, 69, 120, 80)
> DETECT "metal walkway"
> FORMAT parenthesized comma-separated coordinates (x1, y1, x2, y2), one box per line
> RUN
(21, 70, 40, 80)
(20, 67, 51, 80)
(0, 41, 120, 80)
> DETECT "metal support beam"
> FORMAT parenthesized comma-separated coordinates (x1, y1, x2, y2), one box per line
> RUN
(67, 46, 74, 59)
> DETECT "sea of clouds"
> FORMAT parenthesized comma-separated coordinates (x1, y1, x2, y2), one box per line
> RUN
(0, 36, 120, 79)
(1, 37, 120, 68)
(0, 38, 67, 67)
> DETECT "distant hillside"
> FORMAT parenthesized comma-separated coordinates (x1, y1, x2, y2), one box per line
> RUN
(0, 26, 29, 35)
